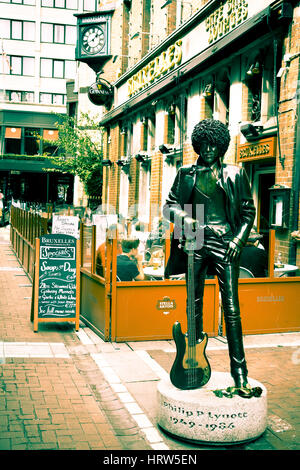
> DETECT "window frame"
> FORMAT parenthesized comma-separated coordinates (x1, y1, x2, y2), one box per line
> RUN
(41, 22, 76, 44)
(39, 92, 66, 105)
(7, 56, 35, 76)
(0, 18, 35, 41)
(6, 90, 34, 102)
(0, 0, 36, 4)
(40, 58, 75, 79)
(40, 0, 78, 9)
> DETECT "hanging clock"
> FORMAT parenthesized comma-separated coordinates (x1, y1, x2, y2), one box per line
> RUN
(82, 25, 106, 55)
(75, 11, 113, 65)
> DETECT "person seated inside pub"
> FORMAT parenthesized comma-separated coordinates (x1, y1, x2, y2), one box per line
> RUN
(117, 239, 145, 281)
(96, 223, 125, 276)
(239, 228, 268, 277)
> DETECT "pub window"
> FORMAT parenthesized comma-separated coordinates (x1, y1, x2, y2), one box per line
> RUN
(5, 139, 21, 154)
(5, 128, 22, 155)
(141, 0, 151, 56)
(245, 58, 263, 123)
(176, 96, 188, 145)
(261, 42, 283, 123)
(127, 123, 133, 156)
(24, 128, 40, 155)
(215, 74, 230, 125)
(148, 112, 156, 151)
(166, 105, 175, 145)
(202, 79, 215, 119)
(140, 118, 148, 151)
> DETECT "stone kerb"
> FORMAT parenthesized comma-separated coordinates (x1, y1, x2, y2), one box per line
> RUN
(157, 372, 267, 445)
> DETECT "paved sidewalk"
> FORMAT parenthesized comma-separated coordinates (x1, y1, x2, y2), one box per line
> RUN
(0, 225, 299, 452)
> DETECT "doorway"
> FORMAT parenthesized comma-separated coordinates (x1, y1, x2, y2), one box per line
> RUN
(253, 170, 275, 253)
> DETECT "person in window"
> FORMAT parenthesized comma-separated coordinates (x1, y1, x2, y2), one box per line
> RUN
(239, 228, 268, 277)
(163, 119, 256, 397)
(117, 239, 145, 281)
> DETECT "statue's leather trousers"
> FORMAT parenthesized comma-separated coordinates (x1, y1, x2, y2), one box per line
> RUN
(186, 229, 248, 383)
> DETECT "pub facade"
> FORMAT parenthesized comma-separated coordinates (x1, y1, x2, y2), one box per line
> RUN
(75, 0, 300, 268)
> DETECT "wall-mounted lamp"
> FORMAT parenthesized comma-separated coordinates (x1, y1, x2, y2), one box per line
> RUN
(203, 84, 213, 97)
(135, 154, 151, 170)
(240, 123, 263, 141)
(135, 154, 147, 163)
(116, 158, 131, 175)
(247, 62, 261, 76)
(159, 144, 175, 154)
(131, 31, 160, 43)
(167, 104, 175, 115)
(277, 52, 300, 77)
(161, 0, 173, 8)
(102, 159, 113, 167)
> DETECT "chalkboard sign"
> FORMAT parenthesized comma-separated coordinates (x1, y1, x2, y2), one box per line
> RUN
(33, 234, 80, 332)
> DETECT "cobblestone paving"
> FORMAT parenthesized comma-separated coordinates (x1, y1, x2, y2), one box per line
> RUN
(0, 225, 299, 453)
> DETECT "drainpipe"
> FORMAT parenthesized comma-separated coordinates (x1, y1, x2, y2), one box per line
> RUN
(289, 67, 300, 265)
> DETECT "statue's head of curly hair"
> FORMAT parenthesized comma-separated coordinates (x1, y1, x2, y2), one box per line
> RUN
(191, 119, 230, 160)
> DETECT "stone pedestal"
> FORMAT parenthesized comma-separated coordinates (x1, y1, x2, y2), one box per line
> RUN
(157, 372, 267, 445)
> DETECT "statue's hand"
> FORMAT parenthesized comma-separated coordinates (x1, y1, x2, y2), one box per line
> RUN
(224, 240, 241, 262)
(184, 216, 198, 239)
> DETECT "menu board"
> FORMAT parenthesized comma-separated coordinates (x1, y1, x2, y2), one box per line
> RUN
(33, 234, 80, 332)
(52, 215, 80, 238)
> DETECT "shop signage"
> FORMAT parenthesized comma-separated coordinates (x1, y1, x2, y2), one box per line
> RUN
(32, 234, 80, 332)
(205, 0, 248, 44)
(52, 215, 80, 239)
(237, 136, 277, 162)
(128, 40, 182, 97)
(88, 78, 113, 106)
(156, 296, 177, 315)
(117, 0, 273, 108)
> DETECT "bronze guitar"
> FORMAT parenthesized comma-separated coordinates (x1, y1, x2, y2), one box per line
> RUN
(170, 239, 211, 390)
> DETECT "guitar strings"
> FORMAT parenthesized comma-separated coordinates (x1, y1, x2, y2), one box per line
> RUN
(187, 251, 196, 388)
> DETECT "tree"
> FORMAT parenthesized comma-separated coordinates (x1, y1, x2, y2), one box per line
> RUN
(43, 112, 103, 204)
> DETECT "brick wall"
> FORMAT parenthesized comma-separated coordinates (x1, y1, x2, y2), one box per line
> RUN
(274, 7, 300, 264)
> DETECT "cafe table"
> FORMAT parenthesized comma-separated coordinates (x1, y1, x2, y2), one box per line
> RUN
(274, 263, 299, 277)
(143, 266, 165, 280)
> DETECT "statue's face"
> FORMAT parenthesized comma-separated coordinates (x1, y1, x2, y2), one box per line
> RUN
(198, 140, 219, 166)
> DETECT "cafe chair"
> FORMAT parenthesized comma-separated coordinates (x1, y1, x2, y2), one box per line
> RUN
(239, 266, 255, 278)
(169, 273, 186, 280)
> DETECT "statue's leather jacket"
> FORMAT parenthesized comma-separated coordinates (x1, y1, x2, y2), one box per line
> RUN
(163, 162, 256, 276)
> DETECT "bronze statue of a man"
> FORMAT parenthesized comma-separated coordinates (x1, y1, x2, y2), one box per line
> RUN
(163, 119, 256, 396)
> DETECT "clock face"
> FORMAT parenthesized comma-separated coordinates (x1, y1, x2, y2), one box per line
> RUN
(82, 26, 105, 55)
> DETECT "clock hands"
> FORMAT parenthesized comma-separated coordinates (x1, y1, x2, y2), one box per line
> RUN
(82, 27, 105, 54)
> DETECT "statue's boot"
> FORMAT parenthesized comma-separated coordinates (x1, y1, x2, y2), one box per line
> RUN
(226, 318, 252, 397)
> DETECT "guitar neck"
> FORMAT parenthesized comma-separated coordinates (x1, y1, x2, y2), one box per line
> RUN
(187, 250, 196, 347)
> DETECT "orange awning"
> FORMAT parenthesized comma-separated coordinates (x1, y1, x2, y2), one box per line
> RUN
(43, 129, 59, 141)
(5, 127, 21, 139)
